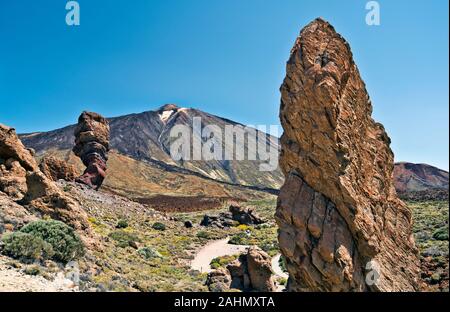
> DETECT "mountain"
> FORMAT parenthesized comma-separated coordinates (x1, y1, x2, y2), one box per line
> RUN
(394, 162, 448, 192)
(20, 105, 284, 202)
(394, 162, 449, 200)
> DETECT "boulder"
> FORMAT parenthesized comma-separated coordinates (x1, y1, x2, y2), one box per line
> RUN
(39, 156, 77, 182)
(0, 123, 89, 232)
(246, 246, 276, 292)
(0, 125, 38, 200)
(229, 203, 265, 225)
(205, 267, 232, 292)
(200, 204, 266, 228)
(206, 246, 276, 292)
(73, 112, 110, 190)
(276, 18, 420, 291)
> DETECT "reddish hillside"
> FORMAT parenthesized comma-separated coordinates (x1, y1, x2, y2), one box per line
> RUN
(394, 162, 448, 194)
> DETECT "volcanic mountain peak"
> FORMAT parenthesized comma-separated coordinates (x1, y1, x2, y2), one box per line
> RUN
(20, 105, 284, 197)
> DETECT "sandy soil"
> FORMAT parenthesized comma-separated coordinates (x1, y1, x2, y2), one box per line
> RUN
(0, 256, 78, 292)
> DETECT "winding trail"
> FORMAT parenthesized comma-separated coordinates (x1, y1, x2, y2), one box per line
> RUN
(190, 238, 249, 273)
(271, 254, 288, 279)
(190, 238, 287, 281)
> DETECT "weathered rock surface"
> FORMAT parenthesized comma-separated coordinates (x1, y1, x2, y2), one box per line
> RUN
(0, 192, 37, 234)
(206, 246, 276, 292)
(39, 156, 77, 182)
(229, 203, 265, 225)
(205, 267, 232, 292)
(276, 18, 420, 291)
(73, 112, 110, 190)
(0, 123, 89, 231)
(0, 125, 37, 200)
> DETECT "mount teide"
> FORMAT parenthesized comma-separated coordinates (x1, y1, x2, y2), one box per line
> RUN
(20, 105, 284, 204)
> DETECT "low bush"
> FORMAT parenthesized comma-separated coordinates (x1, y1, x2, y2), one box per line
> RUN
(196, 231, 210, 239)
(116, 219, 129, 229)
(20, 220, 84, 263)
(137, 246, 163, 259)
(1, 232, 54, 262)
(109, 230, 140, 248)
(228, 232, 249, 245)
(152, 222, 166, 231)
(433, 227, 449, 241)
(210, 255, 237, 269)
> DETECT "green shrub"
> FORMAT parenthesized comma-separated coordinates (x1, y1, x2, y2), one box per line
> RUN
(278, 277, 287, 286)
(279, 255, 287, 273)
(196, 231, 209, 239)
(20, 220, 84, 263)
(152, 222, 166, 231)
(109, 230, 140, 248)
(23, 265, 41, 276)
(433, 227, 449, 241)
(116, 219, 129, 229)
(210, 255, 237, 269)
(228, 232, 249, 245)
(1, 232, 54, 262)
(137, 246, 163, 259)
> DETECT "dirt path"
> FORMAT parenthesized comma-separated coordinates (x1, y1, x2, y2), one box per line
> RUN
(190, 238, 287, 280)
(271, 254, 288, 279)
(190, 238, 249, 273)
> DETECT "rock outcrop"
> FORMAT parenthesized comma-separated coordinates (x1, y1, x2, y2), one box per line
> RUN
(0, 124, 89, 231)
(201, 204, 266, 228)
(276, 18, 420, 291)
(1, 125, 38, 200)
(206, 246, 276, 292)
(73, 112, 110, 190)
(229, 203, 265, 225)
(39, 156, 77, 182)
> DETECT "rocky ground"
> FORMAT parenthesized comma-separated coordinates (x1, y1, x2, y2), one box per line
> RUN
(0, 179, 447, 292)
(0, 255, 78, 292)
(410, 200, 449, 291)
(51, 181, 280, 292)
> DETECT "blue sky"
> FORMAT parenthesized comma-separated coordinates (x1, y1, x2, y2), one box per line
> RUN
(0, 0, 448, 170)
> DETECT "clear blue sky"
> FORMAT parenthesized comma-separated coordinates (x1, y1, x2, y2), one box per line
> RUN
(0, 0, 448, 170)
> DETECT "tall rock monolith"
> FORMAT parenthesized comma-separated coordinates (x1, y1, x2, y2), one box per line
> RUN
(276, 18, 420, 292)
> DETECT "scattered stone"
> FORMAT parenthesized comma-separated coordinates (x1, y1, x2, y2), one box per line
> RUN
(200, 214, 234, 228)
(229, 203, 265, 225)
(200, 204, 266, 228)
(276, 18, 420, 291)
(73, 112, 110, 190)
(184, 220, 193, 228)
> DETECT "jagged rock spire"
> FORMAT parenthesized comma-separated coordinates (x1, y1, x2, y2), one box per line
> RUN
(276, 18, 420, 291)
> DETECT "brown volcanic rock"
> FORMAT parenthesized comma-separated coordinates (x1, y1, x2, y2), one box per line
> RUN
(39, 155, 77, 182)
(73, 111, 110, 190)
(246, 246, 276, 292)
(1, 124, 39, 200)
(276, 18, 420, 291)
(21, 171, 89, 231)
(206, 246, 276, 292)
(0, 124, 38, 172)
(0, 123, 89, 231)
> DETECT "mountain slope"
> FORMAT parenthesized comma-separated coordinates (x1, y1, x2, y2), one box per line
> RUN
(394, 162, 449, 192)
(20, 105, 284, 199)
